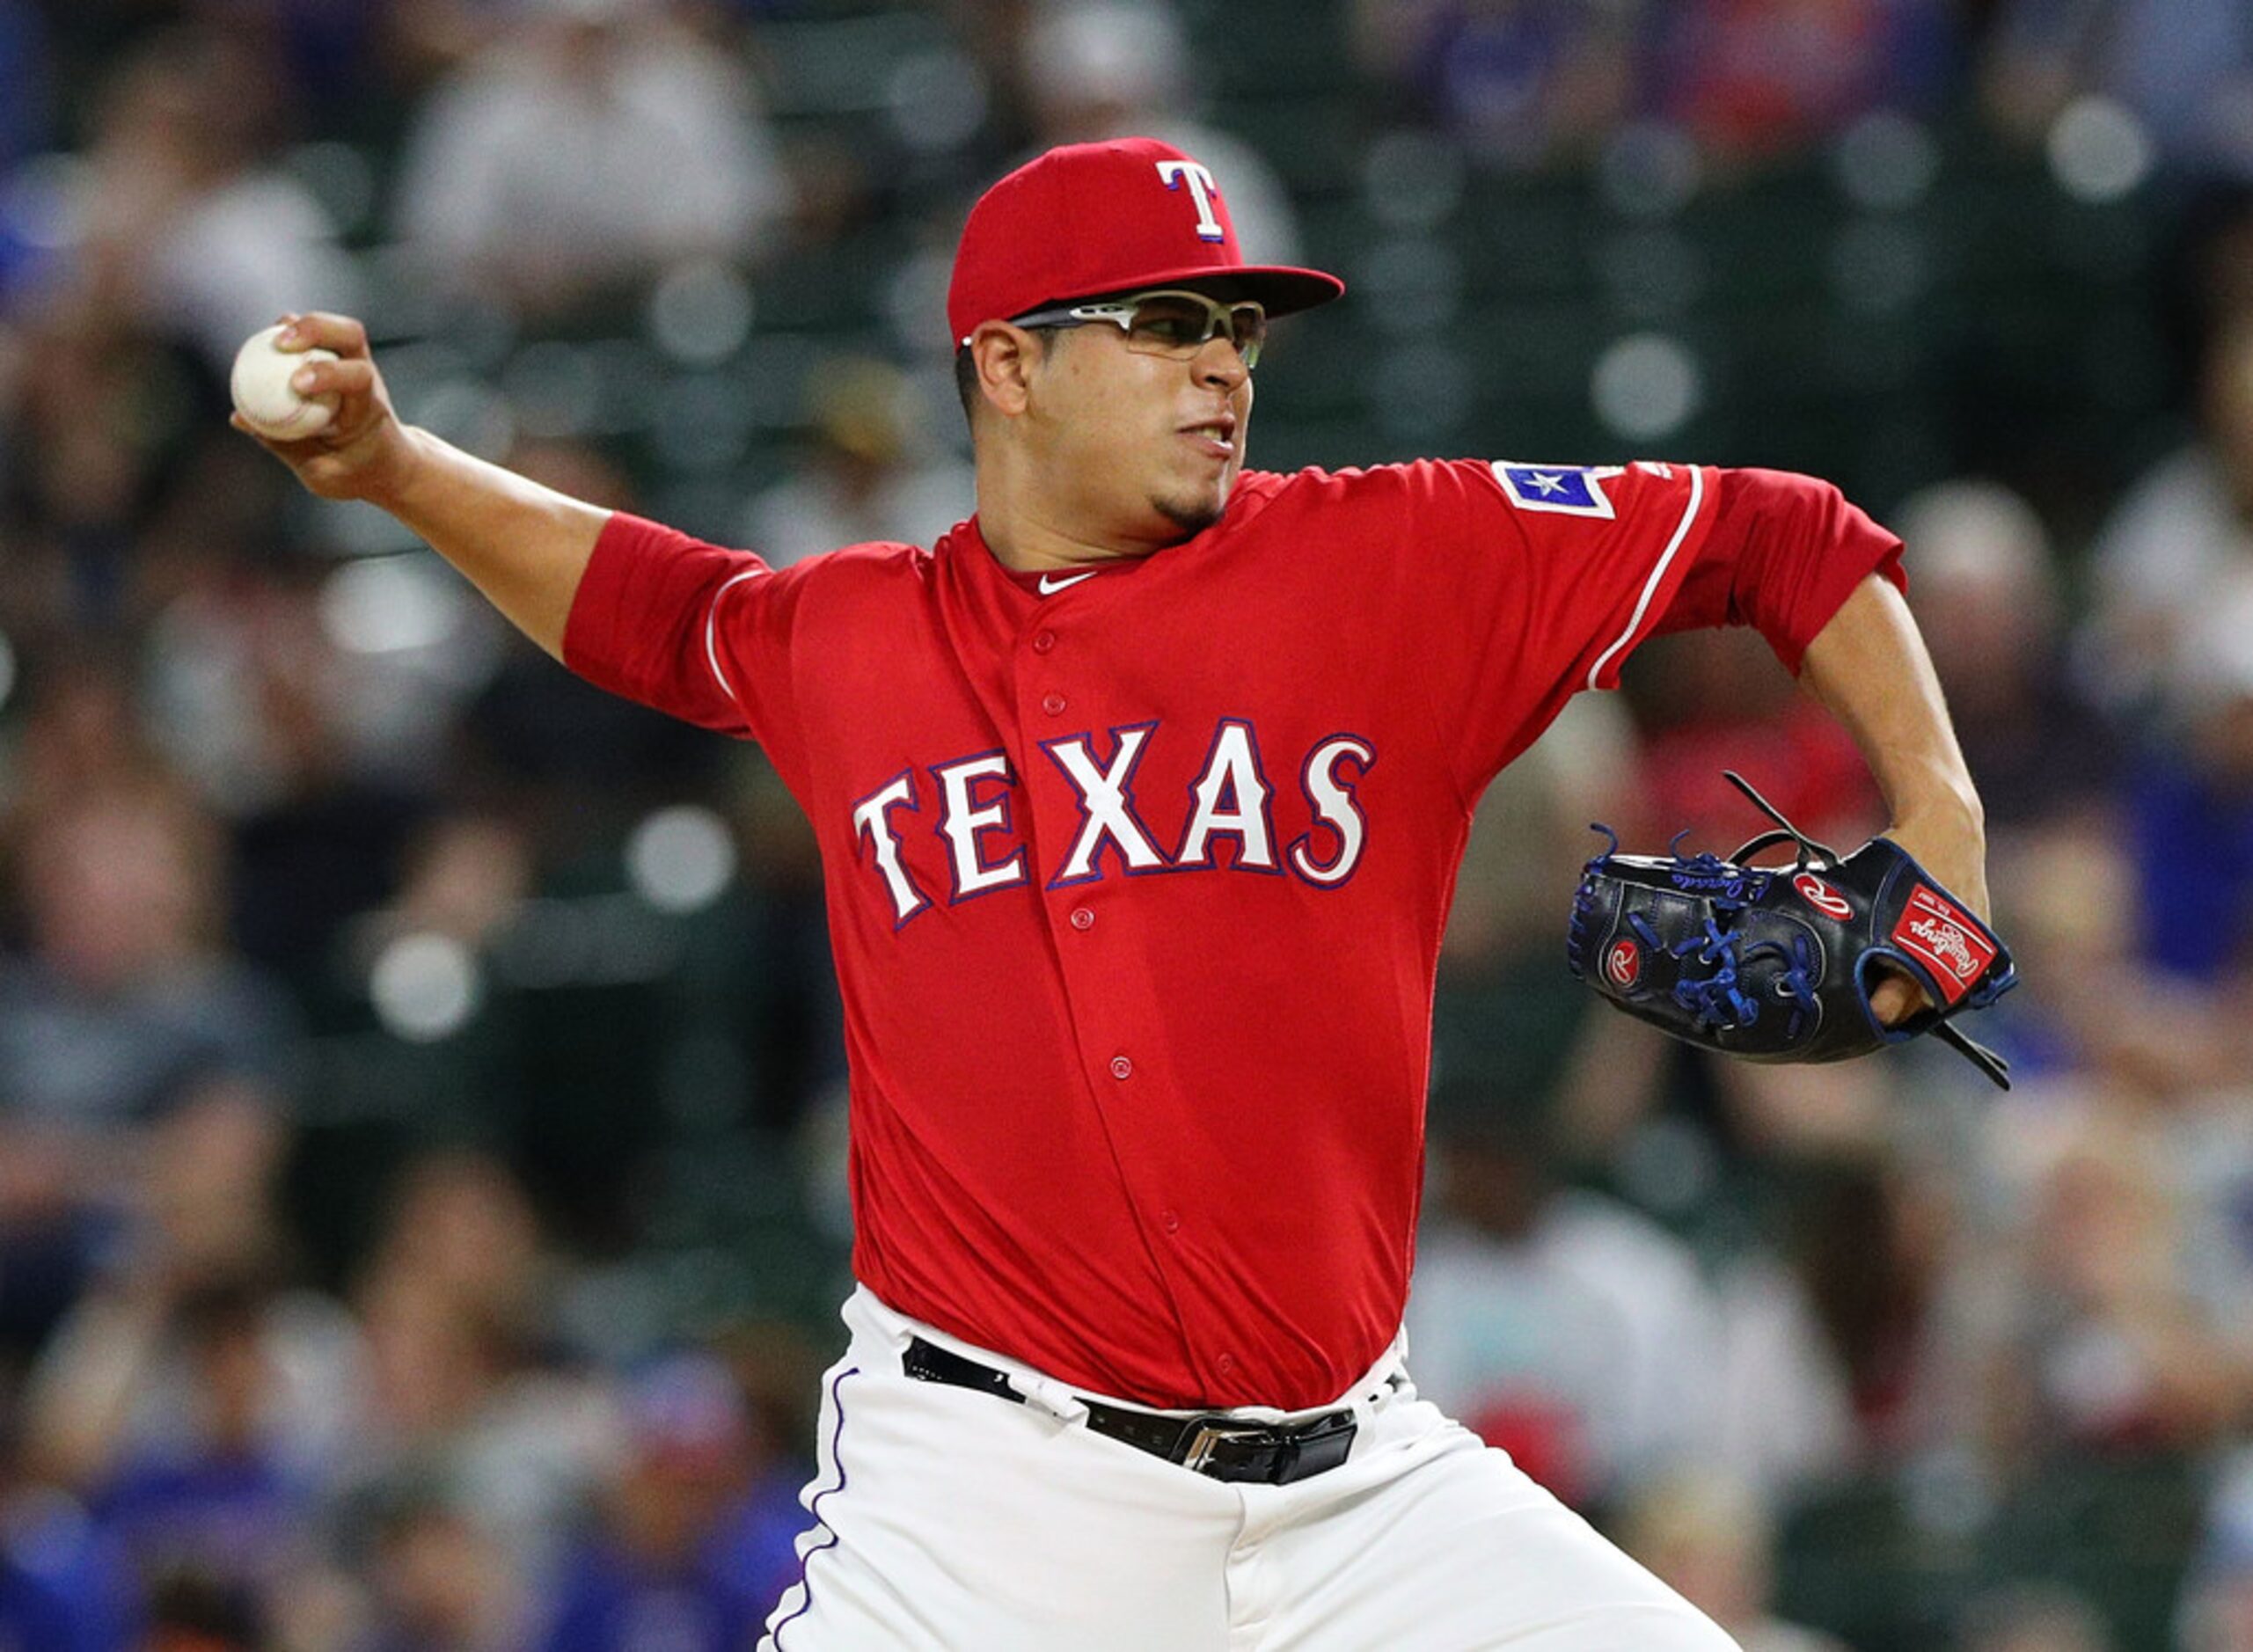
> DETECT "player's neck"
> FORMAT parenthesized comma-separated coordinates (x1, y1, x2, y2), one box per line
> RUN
(973, 467, 1176, 574)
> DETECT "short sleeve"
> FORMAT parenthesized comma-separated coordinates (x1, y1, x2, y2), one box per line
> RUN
(1653, 466, 1906, 674)
(1393, 458, 1721, 794)
(561, 511, 812, 785)
(1391, 459, 1902, 797)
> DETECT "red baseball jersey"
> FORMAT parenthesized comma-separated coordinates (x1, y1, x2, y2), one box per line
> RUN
(564, 458, 1903, 1410)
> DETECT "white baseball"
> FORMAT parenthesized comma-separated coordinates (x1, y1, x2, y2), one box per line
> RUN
(230, 324, 340, 441)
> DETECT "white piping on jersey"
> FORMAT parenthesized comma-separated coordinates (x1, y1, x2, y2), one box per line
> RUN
(1584, 464, 1706, 691)
(704, 567, 766, 704)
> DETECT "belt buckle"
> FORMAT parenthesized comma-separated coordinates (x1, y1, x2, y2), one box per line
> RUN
(1180, 1417, 1274, 1473)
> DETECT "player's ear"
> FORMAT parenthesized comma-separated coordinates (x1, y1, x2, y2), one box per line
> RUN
(969, 322, 1042, 421)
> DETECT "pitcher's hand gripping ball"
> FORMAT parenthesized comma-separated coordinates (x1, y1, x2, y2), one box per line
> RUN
(230, 323, 340, 441)
(1568, 772, 2017, 1088)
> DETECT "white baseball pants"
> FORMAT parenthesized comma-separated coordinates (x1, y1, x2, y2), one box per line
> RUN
(759, 1286, 1739, 1651)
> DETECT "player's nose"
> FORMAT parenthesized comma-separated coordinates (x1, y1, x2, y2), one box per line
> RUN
(1193, 335, 1250, 391)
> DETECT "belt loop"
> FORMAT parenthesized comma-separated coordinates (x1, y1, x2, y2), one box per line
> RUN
(1358, 1334, 1411, 1413)
(1015, 1371, 1090, 1428)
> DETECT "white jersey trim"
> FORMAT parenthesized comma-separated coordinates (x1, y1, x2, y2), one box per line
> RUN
(704, 567, 766, 705)
(1584, 464, 1706, 691)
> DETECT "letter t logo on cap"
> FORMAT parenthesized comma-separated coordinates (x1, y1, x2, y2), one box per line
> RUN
(1155, 160, 1225, 242)
(944, 138, 1342, 346)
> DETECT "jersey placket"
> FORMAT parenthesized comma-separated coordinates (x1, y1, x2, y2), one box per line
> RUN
(1004, 595, 1221, 1391)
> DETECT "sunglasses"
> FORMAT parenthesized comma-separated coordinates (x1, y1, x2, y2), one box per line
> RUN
(1008, 289, 1269, 370)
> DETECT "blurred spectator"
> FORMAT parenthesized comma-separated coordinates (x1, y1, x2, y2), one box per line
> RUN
(1013, 1, 1306, 265)
(85, 1283, 319, 1604)
(1894, 478, 2118, 830)
(356, 1150, 553, 1363)
(0, 778, 303, 1125)
(1957, 1580, 2117, 1651)
(352, 1480, 530, 1652)
(390, 0, 789, 322)
(0, 1069, 285, 1378)
(1350, 0, 1640, 172)
(1433, 700, 1655, 1159)
(0, 1470, 135, 1651)
(139, 1083, 296, 1322)
(57, 25, 360, 374)
(2121, 568, 2253, 983)
(334, 810, 535, 1025)
(1704, 1232, 1861, 1510)
(1, 654, 152, 821)
(1966, 1110, 2251, 1472)
(1781, 1158, 1969, 1463)
(380, 0, 520, 95)
(702, 1411, 815, 1633)
(2081, 310, 2253, 721)
(1979, 812, 2243, 1093)
(143, 546, 505, 820)
(333, 1156, 622, 1583)
(1982, 0, 2253, 183)
(1441, 689, 1643, 977)
(1615, 1466, 1853, 1651)
(22, 1254, 360, 1543)
(742, 357, 972, 567)
(1644, 0, 1959, 166)
(18, 1254, 360, 1648)
(0, 292, 232, 636)
(1405, 1075, 1729, 1510)
(2183, 1446, 2253, 1651)
(1620, 632, 1884, 858)
(135, 531, 512, 987)
(533, 1352, 786, 1649)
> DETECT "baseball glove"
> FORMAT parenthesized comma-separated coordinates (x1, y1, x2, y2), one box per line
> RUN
(1567, 772, 2017, 1089)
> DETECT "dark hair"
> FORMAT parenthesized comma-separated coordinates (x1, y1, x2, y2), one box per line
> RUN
(953, 344, 978, 423)
(954, 327, 1059, 428)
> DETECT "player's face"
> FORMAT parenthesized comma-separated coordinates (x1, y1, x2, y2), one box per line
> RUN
(1027, 316, 1255, 545)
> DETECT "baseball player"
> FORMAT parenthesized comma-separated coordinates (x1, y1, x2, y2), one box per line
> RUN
(243, 137, 1987, 1649)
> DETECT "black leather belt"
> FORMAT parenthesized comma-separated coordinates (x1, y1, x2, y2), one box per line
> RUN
(903, 1336, 1360, 1486)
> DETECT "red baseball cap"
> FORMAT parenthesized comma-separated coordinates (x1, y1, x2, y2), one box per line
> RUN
(947, 137, 1345, 347)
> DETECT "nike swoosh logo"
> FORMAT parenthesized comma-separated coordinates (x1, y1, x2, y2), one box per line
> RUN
(1037, 571, 1098, 595)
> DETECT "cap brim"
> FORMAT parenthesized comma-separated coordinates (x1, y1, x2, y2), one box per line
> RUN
(1042, 263, 1346, 320)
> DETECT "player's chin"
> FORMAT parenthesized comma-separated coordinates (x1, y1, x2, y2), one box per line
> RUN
(1152, 479, 1229, 537)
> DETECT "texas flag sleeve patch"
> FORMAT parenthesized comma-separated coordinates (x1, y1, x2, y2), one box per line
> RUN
(1491, 463, 1620, 519)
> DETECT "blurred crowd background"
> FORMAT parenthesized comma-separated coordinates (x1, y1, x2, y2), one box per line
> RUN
(0, 0, 2250, 1647)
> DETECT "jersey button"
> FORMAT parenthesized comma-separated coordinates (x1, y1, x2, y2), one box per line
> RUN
(1109, 1055, 1133, 1080)
(1042, 691, 1068, 716)
(1162, 1209, 1180, 1233)
(1069, 906, 1094, 931)
(1216, 1354, 1237, 1376)
(1031, 630, 1057, 654)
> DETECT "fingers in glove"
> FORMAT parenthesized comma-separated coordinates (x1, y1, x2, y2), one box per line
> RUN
(1869, 964, 1934, 1028)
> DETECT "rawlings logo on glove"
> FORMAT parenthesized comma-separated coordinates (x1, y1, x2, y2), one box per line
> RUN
(1567, 772, 2018, 1089)
(1891, 887, 1998, 1001)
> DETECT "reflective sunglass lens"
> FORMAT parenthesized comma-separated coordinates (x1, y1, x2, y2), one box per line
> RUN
(1229, 307, 1266, 368)
(1123, 296, 1267, 366)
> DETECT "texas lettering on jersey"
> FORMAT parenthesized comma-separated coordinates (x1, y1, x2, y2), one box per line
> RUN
(851, 720, 1376, 925)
